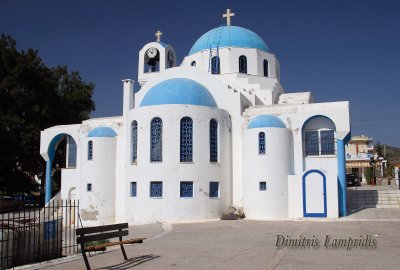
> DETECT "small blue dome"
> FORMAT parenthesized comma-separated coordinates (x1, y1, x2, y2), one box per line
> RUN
(189, 26, 270, 55)
(140, 78, 217, 107)
(88, 127, 117, 137)
(248, 115, 286, 129)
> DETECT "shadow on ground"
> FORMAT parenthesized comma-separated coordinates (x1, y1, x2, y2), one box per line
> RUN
(97, 254, 160, 270)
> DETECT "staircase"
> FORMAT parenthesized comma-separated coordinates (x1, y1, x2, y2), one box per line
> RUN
(347, 189, 400, 210)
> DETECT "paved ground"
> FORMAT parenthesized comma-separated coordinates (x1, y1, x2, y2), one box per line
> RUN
(23, 218, 400, 270)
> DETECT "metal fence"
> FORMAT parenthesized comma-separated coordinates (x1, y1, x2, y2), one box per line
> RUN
(0, 200, 79, 269)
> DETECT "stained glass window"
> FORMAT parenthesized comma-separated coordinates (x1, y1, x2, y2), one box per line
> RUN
(180, 117, 193, 162)
(88, 141, 93, 160)
(259, 182, 266, 191)
(209, 182, 219, 198)
(305, 131, 319, 156)
(239, 55, 247, 74)
(131, 121, 138, 163)
(67, 137, 77, 168)
(210, 119, 218, 162)
(259, 132, 266, 155)
(263, 60, 269, 77)
(150, 117, 163, 162)
(130, 182, 137, 197)
(180, 181, 193, 197)
(211, 56, 220, 74)
(320, 130, 335, 155)
(150, 181, 162, 197)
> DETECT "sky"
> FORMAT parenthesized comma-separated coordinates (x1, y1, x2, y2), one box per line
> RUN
(1, 0, 400, 146)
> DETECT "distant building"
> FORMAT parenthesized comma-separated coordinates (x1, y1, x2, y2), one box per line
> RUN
(345, 135, 374, 182)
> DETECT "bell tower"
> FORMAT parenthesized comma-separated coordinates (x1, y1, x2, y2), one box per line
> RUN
(138, 30, 177, 86)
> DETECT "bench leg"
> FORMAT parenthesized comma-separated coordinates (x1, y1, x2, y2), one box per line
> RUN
(119, 234, 128, 260)
(81, 244, 91, 270)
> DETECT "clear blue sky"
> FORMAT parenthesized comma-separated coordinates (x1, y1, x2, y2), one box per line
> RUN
(1, 0, 399, 146)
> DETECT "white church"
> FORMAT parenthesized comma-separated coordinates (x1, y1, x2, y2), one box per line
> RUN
(40, 10, 351, 225)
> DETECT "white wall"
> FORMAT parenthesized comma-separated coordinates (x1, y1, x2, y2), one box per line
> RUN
(242, 127, 290, 219)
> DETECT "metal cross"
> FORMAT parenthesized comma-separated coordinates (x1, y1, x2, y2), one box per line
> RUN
(223, 8, 235, 26)
(155, 30, 162, 42)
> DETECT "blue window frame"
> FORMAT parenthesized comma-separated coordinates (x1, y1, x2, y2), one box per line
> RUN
(320, 130, 335, 155)
(87, 183, 92, 192)
(150, 117, 163, 162)
(305, 131, 319, 156)
(239, 55, 247, 74)
(259, 182, 266, 191)
(180, 117, 193, 162)
(88, 141, 93, 160)
(211, 56, 220, 74)
(259, 132, 266, 154)
(180, 181, 193, 198)
(130, 182, 137, 197)
(263, 60, 269, 77)
(131, 121, 138, 163)
(210, 119, 218, 162)
(67, 137, 77, 168)
(209, 182, 219, 198)
(150, 181, 162, 197)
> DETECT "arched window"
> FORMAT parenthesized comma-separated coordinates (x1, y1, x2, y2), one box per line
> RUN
(211, 56, 220, 74)
(263, 60, 269, 77)
(131, 120, 138, 163)
(303, 116, 336, 156)
(150, 117, 163, 162)
(258, 132, 266, 154)
(239, 55, 247, 74)
(180, 117, 193, 162)
(191, 61, 196, 67)
(88, 140, 93, 160)
(210, 119, 218, 162)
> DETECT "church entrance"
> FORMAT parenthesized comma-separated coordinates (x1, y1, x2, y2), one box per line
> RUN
(302, 170, 327, 217)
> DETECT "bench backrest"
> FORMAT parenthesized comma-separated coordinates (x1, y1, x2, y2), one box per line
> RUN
(76, 223, 129, 244)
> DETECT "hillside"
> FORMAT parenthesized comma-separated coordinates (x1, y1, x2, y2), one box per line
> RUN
(384, 144, 400, 165)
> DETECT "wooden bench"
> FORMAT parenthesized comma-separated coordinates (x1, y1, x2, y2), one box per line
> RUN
(76, 223, 146, 270)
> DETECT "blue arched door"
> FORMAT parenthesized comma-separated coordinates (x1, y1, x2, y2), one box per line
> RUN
(303, 170, 327, 217)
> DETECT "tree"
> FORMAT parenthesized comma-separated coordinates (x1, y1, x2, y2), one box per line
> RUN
(0, 34, 95, 194)
(375, 141, 384, 157)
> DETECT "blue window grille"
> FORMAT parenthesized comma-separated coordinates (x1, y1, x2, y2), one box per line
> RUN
(259, 132, 266, 154)
(67, 137, 77, 168)
(130, 182, 137, 197)
(209, 119, 218, 162)
(131, 121, 138, 163)
(263, 60, 269, 77)
(320, 130, 335, 155)
(150, 117, 163, 162)
(239, 55, 247, 74)
(150, 181, 162, 197)
(180, 181, 193, 197)
(88, 141, 93, 160)
(87, 183, 92, 192)
(209, 182, 219, 198)
(305, 131, 319, 156)
(180, 117, 193, 162)
(259, 182, 266, 191)
(211, 56, 220, 74)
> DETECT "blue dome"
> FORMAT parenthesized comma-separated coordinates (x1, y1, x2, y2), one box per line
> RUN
(247, 115, 286, 129)
(88, 127, 117, 137)
(140, 78, 217, 107)
(189, 26, 270, 55)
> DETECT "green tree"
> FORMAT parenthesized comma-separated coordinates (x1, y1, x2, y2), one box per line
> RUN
(0, 34, 95, 194)
(375, 141, 384, 157)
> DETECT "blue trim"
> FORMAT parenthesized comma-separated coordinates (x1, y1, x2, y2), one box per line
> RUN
(302, 169, 327, 218)
(140, 78, 217, 108)
(88, 127, 117, 138)
(337, 139, 347, 217)
(247, 115, 286, 129)
(45, 160, 52, 204)
(189, 26, 270, 55)
(343, 131, 352, 145)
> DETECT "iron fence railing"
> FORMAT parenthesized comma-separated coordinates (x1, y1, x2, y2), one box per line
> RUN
(0, 200, 79, 269)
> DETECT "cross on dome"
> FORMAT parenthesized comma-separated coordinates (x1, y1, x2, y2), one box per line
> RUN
(223, 8, 235, 26)
(155, 30, 163, 42)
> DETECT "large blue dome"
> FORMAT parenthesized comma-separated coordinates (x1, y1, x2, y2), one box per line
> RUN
(247, 115, 286, 129)
(189, 26, 270, 55)
(140, 78, 217, 107)
(88, 127, 117, 137)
